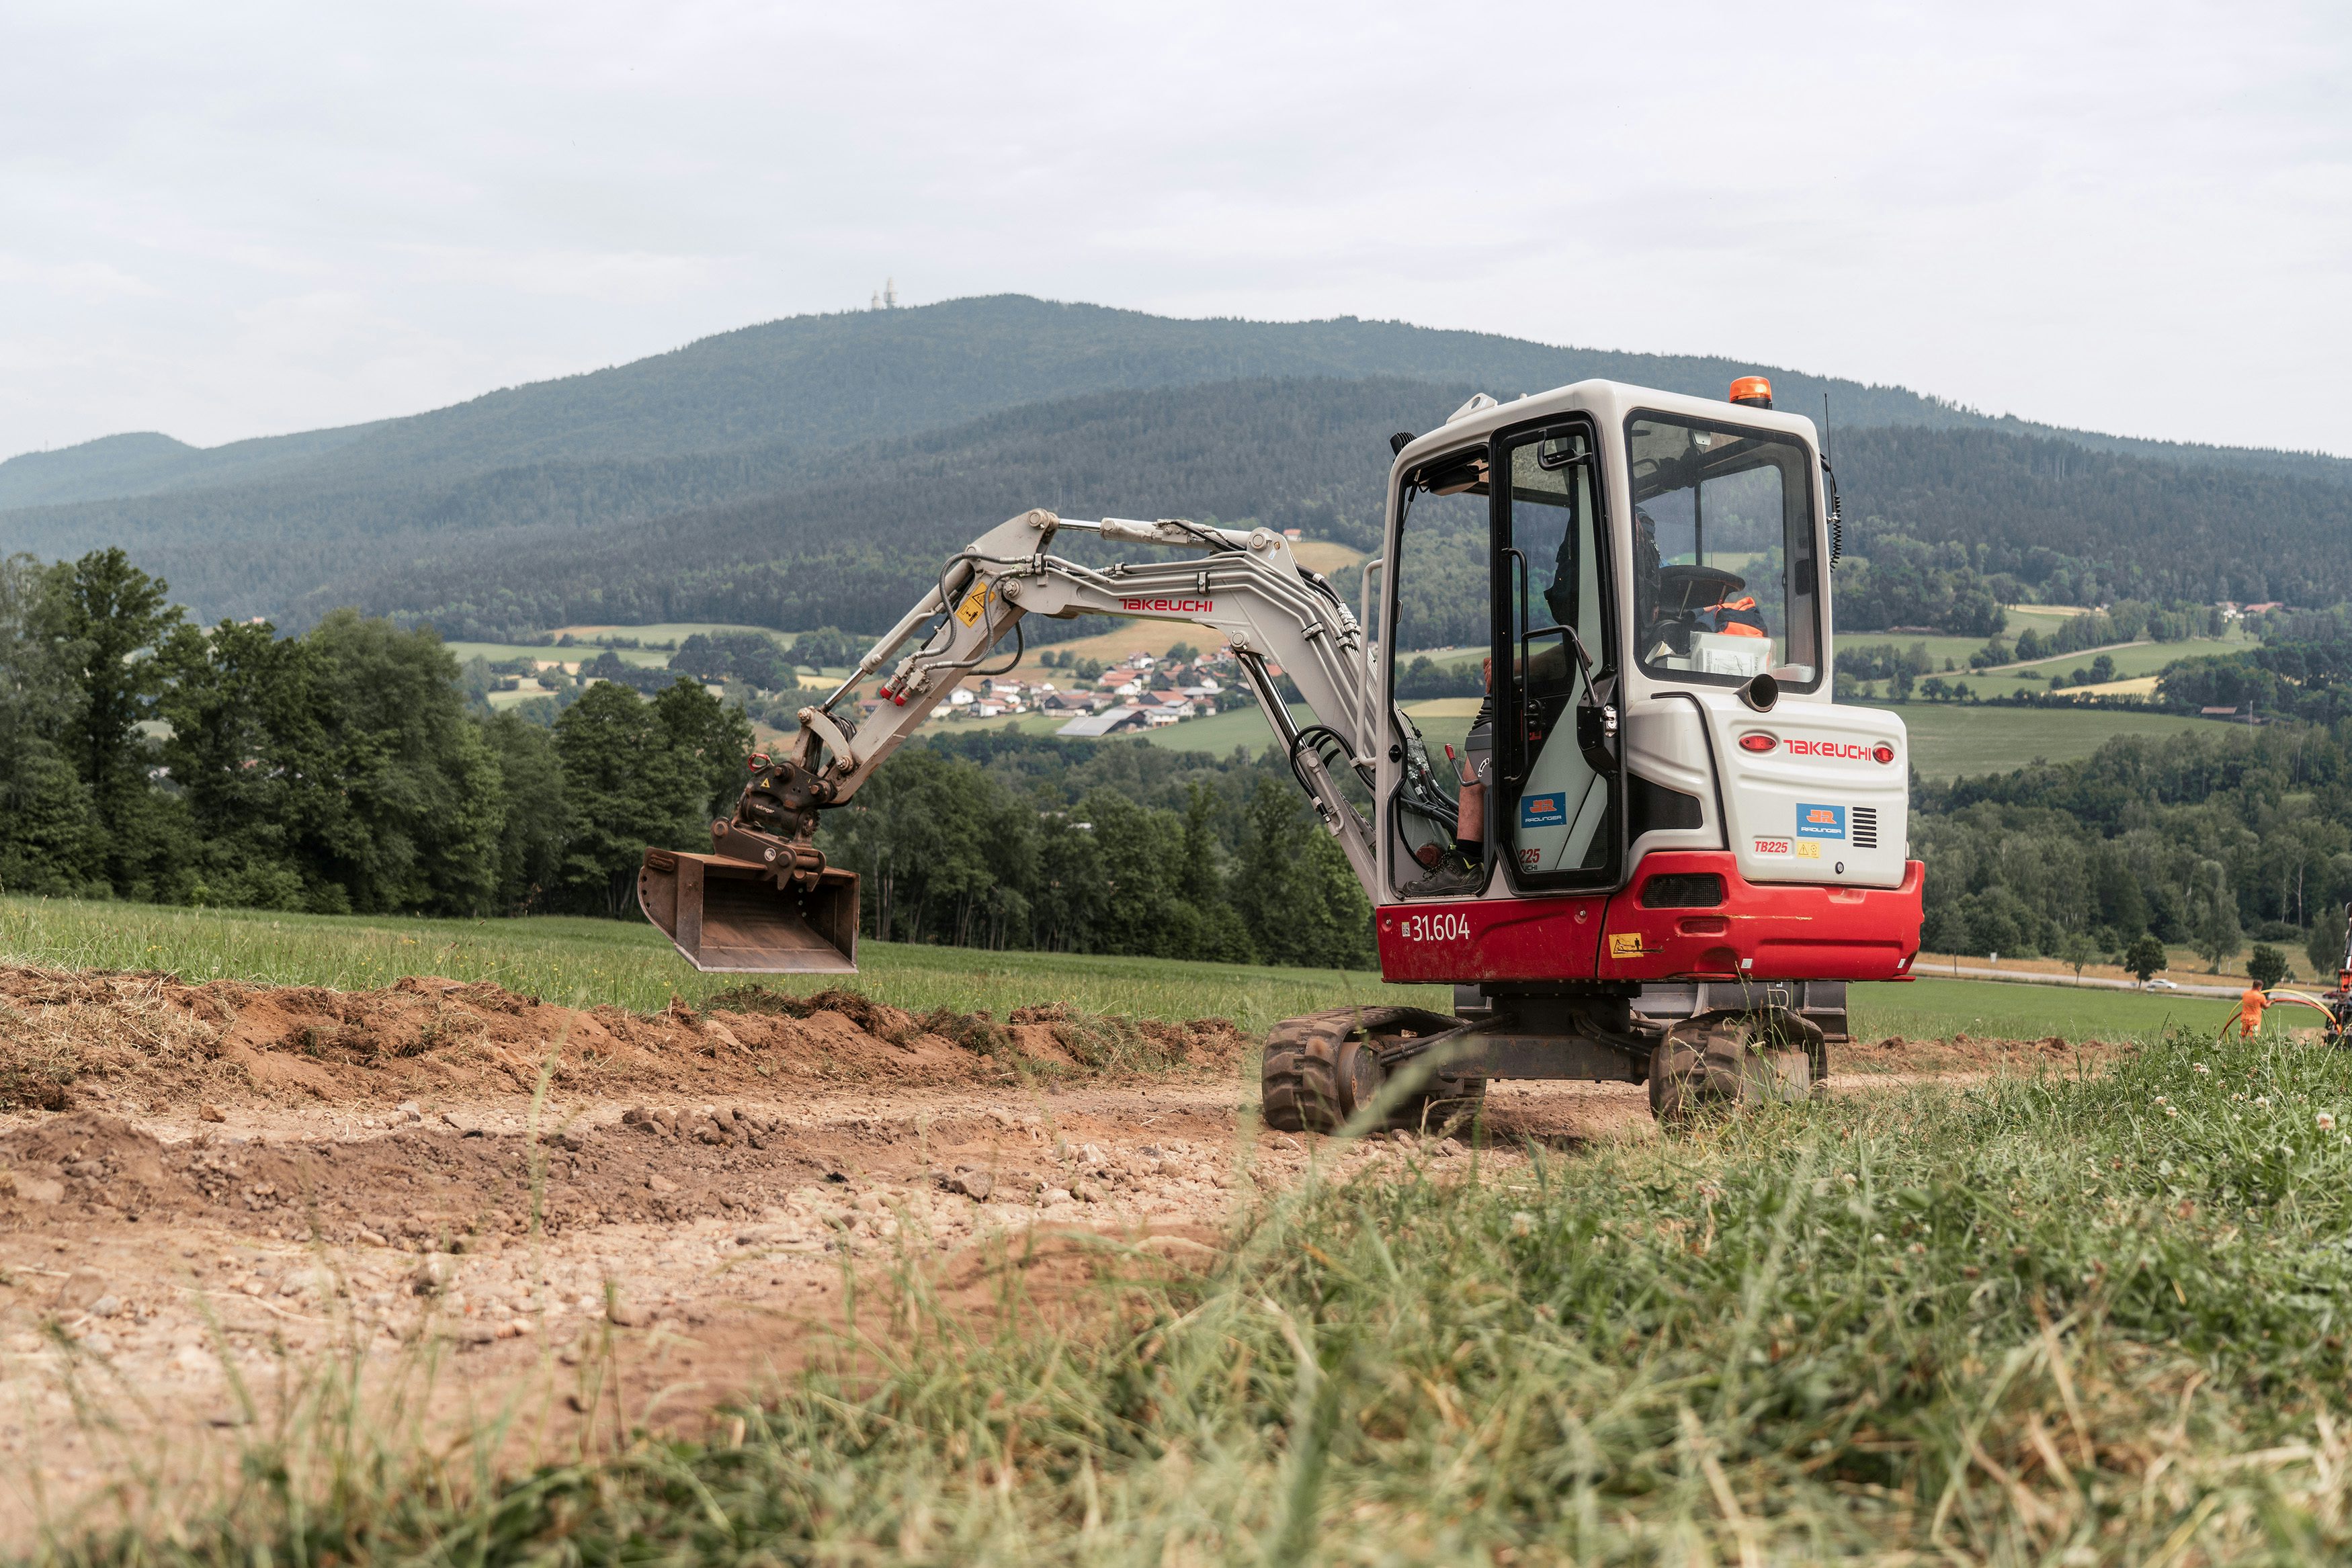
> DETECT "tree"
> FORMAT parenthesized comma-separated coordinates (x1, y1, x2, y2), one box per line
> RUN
(2187, 859, 2242, 971)
(1175, 781, 1253, 963)
(552, 682, 706, 916)
(1232, 777, 1376, 970)
(50, 548, 183, 889)
(650, 679, 755, 826)
(0, 554, 97, 895)
(2058, 929, 2097, 982)
(790, 627, 862, 668)
(671, 631, 790, 691)
(2312, 904, 2350, 982)
(152, 618, 326, 910)
(2125, 932, 2169, 982)
(303, 611, 505, 915)
(479, 711, 568, 914)
(821, 746, 1010, 945)
(2246, 944, 2290, 990)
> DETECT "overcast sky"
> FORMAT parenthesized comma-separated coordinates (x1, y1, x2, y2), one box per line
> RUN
(3, 0, 2346, 462)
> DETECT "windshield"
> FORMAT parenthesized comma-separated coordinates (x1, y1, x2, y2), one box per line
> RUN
(1626, 414, 1820, 688)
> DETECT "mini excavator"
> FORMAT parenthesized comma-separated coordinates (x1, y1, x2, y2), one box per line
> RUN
(640, 375, 1928, 1126)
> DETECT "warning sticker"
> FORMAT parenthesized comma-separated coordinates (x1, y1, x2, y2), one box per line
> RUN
(1607, 932, 1644, 959)
(955, 584, 994, 627)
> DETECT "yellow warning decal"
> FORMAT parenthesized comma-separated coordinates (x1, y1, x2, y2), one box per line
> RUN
(955, 584, 993, 626)
(1796, 840, 1821, 859)
(1608, 932, 1644, 959)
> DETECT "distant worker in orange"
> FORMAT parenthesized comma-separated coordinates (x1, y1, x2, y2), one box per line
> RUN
(2238, 983, 2269, 1040)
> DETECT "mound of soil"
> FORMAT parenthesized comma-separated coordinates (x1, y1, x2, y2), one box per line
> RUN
(0, 966, 1245, 1117)
(1843, 1031, 2124, 1074)
(0, 1104, 876, 1239)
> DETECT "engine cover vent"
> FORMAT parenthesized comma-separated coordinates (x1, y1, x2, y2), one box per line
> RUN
(1851, 806, 1880, 849)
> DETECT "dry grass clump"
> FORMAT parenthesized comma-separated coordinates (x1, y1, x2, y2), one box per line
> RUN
(0, 969, 227, 1111)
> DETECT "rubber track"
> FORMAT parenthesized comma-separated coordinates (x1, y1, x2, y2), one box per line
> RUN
(1261, 1005, 1486, 1135)
(1261, 1005, 1412, 1135)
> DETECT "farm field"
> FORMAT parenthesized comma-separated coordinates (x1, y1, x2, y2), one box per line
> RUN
(1843, 630, 2251, 704)
(448, 624, 816, 675)
(1876, 701, 2220, 780)
(444, 640, 662, 670)
(0, 896, 1440, 1031)
(1850, 973, 2232, 1043)
(0, 894, 2249, 1048)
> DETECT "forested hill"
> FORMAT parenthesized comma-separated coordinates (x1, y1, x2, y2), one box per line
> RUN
(2, 292, 2345, 628)
(1832, 425, 2352, 609)
(298, 376, 1474, 638)
(306, 377, 2352, 642)
(0, 294, 2028, 513)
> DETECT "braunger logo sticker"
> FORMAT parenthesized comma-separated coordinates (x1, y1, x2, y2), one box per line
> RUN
(1796, 803, 1847, 840)
(1519, 793, 1566, 828)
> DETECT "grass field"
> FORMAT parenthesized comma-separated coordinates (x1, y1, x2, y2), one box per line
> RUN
(0, 896, 2256, 1047)
(447, 624, 814, 675)
(117, 1023, 2352, 1561)
(0, 897, 1441, 1032)
(1882, 702, 2220, 781)
(1845, 631, 2253, 705)
(1851, 975, 2232, 1043)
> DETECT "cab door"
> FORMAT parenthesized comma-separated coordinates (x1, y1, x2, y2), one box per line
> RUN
(1493, 420, 1624, 891)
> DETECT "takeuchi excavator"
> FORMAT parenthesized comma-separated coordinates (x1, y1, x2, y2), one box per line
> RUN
(638, 374, 1927, 1127)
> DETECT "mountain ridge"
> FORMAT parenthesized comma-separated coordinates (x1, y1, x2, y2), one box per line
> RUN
(2, 294, 2345, 631)
(9, 295, 2347, 515)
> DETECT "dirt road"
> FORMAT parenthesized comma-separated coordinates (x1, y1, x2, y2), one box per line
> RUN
(0, 965, 2109, 1543)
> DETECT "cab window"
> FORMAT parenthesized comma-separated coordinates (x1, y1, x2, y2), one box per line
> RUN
(1626, 414, 1820, 688)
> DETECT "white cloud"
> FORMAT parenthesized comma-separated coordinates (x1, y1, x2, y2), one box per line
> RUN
(0, 0, 2344, 457)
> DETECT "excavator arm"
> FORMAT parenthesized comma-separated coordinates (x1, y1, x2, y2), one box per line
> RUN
(639, 507, 1411, 972)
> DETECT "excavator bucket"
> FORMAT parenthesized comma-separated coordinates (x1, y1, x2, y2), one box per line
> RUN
(637, 849, 859, 973)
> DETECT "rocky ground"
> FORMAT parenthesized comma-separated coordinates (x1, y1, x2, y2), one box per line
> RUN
(0, 965, 2122, 1544)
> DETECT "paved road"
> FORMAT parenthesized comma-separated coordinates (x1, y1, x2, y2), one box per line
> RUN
(1920, 962, 2240, 999)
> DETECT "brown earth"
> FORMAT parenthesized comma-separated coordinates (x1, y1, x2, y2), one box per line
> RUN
(0, 965, 2117, 1546)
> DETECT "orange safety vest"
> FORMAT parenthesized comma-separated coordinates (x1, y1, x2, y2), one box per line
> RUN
(1713, 594, 1769, 638)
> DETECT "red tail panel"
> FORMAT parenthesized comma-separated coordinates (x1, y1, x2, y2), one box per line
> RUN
(1374, 854, 1924, 987)
(1596, 852, 1923, 983)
